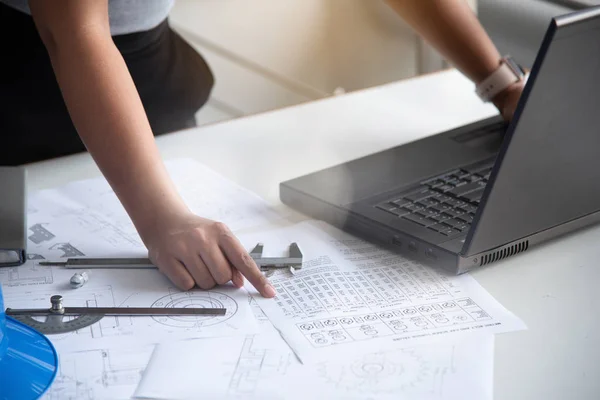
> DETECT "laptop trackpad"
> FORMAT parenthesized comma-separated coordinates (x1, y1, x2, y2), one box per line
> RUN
(451, 124, 505, 153)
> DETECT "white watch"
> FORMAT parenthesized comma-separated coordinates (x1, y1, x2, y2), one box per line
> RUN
(476, 56, 526, 102)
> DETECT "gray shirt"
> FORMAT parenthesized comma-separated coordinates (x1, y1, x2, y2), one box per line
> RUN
(0, 0, 174, 35)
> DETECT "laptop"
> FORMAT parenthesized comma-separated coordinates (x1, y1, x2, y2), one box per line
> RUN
(280, 7, 600, 274)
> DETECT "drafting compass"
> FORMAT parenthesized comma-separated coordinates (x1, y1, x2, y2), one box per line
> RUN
(249, 242, 303, 275)
(39, 243, 304, 274)
(5, 295, 226, 335)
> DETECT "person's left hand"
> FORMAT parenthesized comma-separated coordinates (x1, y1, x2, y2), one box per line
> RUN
(492, 78, 526, 122)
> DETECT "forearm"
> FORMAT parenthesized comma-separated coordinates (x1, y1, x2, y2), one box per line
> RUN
(41, 29, 188, 242)
(385, 0, 501, 84)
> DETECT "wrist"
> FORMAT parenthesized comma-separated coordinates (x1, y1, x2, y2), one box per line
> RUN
(130, 196, 191, 246)
(491, 79, 523, 109)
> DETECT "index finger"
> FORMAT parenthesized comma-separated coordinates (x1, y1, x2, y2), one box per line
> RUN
(219, 233, 276, 298)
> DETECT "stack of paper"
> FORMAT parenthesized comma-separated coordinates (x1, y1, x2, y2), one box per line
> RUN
(135, 220, 524, 400)
(0, 159, 525, 400)
(1, 159, 276, 399)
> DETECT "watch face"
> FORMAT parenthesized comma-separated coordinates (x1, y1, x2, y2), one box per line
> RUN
(504, 56, 525, 77)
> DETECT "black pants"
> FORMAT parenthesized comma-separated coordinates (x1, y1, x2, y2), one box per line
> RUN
(0, 3, 214, 166)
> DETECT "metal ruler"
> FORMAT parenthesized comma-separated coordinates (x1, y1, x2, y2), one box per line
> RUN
(6, 295, 225, 335)
(39, 258, 154, 269)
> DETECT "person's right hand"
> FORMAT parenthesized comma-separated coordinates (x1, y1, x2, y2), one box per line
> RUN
(142, 210, 276, 298)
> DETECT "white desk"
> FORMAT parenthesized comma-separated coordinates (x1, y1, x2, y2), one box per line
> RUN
(27, 69, 599, 400)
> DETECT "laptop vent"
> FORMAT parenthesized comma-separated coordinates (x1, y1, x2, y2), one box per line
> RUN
(479, 240, 529, 266)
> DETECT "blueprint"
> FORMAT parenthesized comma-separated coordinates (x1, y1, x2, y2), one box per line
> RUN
(135, 227, 498, 400)
(282, 334, 494, 400)
(18, 158, 283, 260)
(135, 322, 296, 399)
(0, 159, 281, 353)
(58, 158, 283, 247)
(3, 270, 257, 353)
(0, 259, 54, 287)
(241, 221, 525, 363)
(43, 346, 154, 400)
(0, 158, 509, 399)
(135, 302, 494, 400)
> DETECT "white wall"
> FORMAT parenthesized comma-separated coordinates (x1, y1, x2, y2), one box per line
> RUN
(169, 0, 477, 125)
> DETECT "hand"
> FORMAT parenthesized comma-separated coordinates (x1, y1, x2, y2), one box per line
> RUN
(143, 211, 276, 298)
(492, 78, 526, 122)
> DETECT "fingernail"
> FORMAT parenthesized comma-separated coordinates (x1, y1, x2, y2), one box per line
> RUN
(233, 274, 244, 288)
(264, 284, 276, 298)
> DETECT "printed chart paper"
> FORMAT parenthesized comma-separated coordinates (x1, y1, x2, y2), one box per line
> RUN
(242, 221, 525, 363)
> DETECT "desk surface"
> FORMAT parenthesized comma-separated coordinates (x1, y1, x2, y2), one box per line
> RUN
(27, 69, 599, 400)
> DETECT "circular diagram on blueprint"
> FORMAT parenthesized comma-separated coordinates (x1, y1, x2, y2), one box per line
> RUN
(150, 291, 238, 328)
(316, 348, 431, 395)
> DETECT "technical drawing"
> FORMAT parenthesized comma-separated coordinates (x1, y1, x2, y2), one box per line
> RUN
(315, 346, 453, 396)
(28, 223, 56, 244)
(44, 347, 151, 400)
(49, 242, 85, 257)
(4, 285, 120, 341)
(227, 335, 294, 397)
(27, 253, 45, 260)
(249, 298, 269, 322)
(100, 348, 146, 388)
(0, 261, 53, 286)
(297, 297, 489, 347)
(150, 291, 238, 328)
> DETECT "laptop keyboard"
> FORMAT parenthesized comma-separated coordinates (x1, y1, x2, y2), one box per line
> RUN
(375, 161, 495, 238)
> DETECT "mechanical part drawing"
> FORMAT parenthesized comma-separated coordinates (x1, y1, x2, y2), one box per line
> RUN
(151, 291, 238, 328)
(227, 334, 294, 398)
(28, 223, 56, 244)
(49, 242, 85, 258)
(135, 324, 296, 400)
(27, 253, 45, 260)
(135, 325, 495, 400)
(315, 347, 444, 395)
(43, 346, 153, 400)
(57, 159, 282, 237)
(0, 261, 53, 287)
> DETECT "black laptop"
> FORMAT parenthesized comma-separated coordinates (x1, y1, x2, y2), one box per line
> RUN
(280, 7, 600, 274)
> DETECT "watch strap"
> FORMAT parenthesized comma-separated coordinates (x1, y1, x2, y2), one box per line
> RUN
(476, 56, 525, 102)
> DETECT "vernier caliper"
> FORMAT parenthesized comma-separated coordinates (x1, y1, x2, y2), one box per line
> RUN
(249, 242, 303, 274)
(40, 242, 303, 273)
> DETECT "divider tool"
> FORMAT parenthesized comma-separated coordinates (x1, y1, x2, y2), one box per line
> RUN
(5, 295, 226, 335)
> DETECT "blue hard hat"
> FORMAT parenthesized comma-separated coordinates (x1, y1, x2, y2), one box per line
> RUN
(0, 284, 58, 400)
